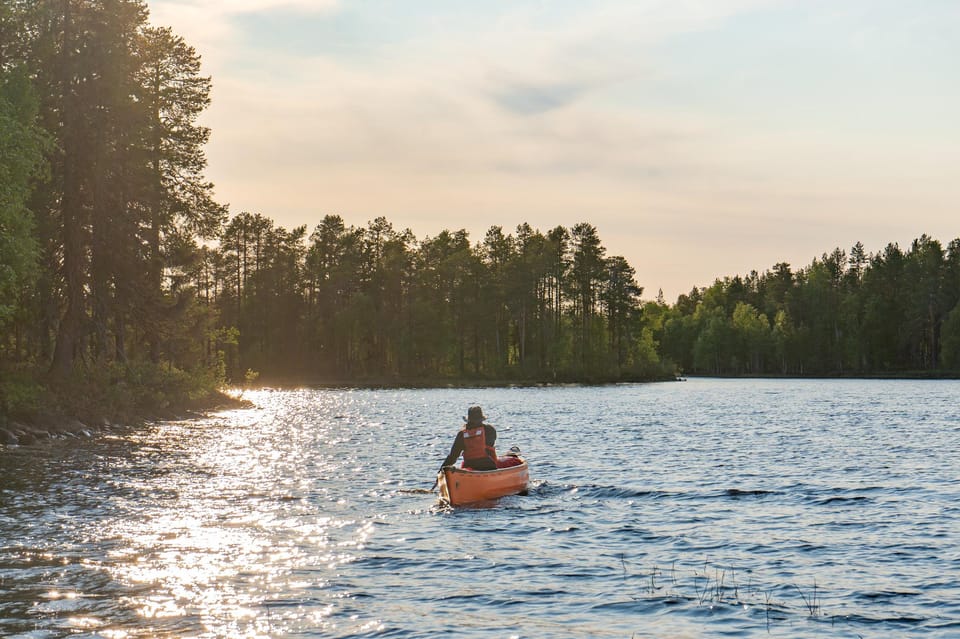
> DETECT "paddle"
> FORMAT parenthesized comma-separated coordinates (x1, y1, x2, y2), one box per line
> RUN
(398, 486, 435, 494)
(429, 465, 445, 492)
(391, 468, 446, 494)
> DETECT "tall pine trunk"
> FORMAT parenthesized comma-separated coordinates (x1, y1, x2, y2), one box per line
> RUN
(50, 0, 84, 378)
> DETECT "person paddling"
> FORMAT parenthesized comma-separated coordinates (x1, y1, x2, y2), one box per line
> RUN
(440, 406, 498, 471)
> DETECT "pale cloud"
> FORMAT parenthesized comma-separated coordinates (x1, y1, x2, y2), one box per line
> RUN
(151, 0, 337, 21)
(148, 0, 338, 69)
(204, 47, 704, 190)
(147, 0, 959, 299)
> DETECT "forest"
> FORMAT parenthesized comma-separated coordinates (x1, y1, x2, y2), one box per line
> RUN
(653, 236, 960, 376)
(2, 2, 960, 422)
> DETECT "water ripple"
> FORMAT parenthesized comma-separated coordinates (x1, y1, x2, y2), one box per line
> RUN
(1, 380, 959, 637)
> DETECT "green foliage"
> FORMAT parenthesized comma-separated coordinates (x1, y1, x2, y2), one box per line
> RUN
(941, 304, 960, 370)
(626, 327, 666, 379)
(663, 237, 960, 376)
(210, 325, 240, 380)
(0, 66, 46, 326)
(692, 305, 732, 374)
(731, 302, 770, 374)
(52, 361, 222, 424)
(0, 371, 45, 417)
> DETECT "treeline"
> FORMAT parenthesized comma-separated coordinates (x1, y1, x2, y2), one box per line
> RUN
(200, 214, 659, 382)
(646, 237, 960, 376)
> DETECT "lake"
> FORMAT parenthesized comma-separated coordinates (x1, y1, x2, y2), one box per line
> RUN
(1, 378, 959, 638)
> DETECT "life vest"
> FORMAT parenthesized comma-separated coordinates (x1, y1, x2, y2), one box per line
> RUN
(461, 425, 495, 462)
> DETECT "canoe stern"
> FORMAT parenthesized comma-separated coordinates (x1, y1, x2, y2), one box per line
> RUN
(438, 459, 529, 506)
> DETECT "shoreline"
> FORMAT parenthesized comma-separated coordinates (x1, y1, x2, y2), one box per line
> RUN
(236, 373, 679, 389)
(5, 371, 956, 449)
(0, 390, 253, 448)
(679, 371, 960, 381)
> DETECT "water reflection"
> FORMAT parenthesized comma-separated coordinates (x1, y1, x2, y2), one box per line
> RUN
(95, 392, 385, 637)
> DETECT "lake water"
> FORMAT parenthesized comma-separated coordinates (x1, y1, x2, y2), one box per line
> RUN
(1, 378, 959, 638)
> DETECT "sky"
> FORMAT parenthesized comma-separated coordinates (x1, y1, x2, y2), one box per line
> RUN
(148, 0, 959, 301)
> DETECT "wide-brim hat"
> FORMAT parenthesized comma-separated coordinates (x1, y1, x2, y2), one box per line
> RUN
(464, 405, 486, 422)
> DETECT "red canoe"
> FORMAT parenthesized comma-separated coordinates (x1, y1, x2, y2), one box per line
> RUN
(437, 458, 530, 506)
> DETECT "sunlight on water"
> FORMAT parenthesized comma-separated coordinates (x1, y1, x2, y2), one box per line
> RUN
(53, 389, 386, 638)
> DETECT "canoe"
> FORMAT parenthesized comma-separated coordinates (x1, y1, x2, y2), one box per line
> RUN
(437, 458, 530, 506)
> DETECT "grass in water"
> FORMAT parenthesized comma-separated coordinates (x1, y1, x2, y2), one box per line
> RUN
(794, 579, 822, 616)
(620, 556, 827, 625)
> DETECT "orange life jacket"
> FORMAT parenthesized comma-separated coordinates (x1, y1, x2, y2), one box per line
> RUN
(461, 425, 495, 462)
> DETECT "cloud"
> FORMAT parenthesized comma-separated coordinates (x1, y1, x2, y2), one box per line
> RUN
(151, 0, 337, 20)
(491, 82, 589, 116)
(202, 45, 706, 187)
(149, 0, 959, 300)
(147, 0, 339, 69)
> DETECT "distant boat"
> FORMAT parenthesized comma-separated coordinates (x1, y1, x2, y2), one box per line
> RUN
(437, 458, 529, 506)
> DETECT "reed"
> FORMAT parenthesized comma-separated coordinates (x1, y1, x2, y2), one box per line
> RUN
(620, 556, 827, 624)
(794, 579, 821, 616)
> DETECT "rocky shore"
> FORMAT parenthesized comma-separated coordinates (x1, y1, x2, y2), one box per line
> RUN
(0, 391, 252, 449)
(1, 415, 102, 446)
